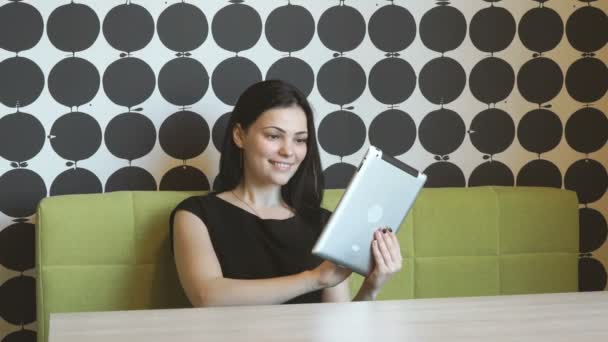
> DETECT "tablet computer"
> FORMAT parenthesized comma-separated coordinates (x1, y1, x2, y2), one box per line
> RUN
(312, 145, 427, 276)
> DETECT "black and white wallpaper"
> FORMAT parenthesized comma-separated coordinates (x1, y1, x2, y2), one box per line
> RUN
(0, 0, 607, 340)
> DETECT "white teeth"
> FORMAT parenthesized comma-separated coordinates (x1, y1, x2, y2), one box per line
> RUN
(271, 161, 290, 168)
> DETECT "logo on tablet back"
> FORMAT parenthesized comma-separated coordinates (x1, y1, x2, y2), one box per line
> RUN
(367, 204, 383, 223)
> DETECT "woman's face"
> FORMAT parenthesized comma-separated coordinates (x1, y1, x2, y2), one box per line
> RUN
(234, 105, 309, 187)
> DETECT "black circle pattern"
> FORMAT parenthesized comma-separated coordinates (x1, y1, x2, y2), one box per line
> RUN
(518, 6, 563, 54)
(266, 4, 315, 53)
(158, 57, 209, 106)
(105, 112, 156, 162)
(49, 112, 102, 162)
(0, 275, 36, 325)
(0, 57, 45, 108)
(469, 160, 514, 187)
(212, 4, 261, 53)
(318, 5, 366, 53)
(212, 56, 262, 106)
(419, 57, 466, 105)
(0, 2, 43, 53)
(419, 5, 467, 54)
(50, 168, 102, 196)
(469, 108, 515, 156)
(579, 208, 607, 254)
(317, 57, 366, 106)
(469, 6, 516, 53)
(518, 109, 562, 155)
(160, 166, 209, 191)
(159, 111, 210, 161)
(517, 159, 562, 189)
(323, 163, 357, 189)
(318, 110, 366, 158)
(105, 166, 157, 192)
(103, 4, 154, 53)
(157, 3, 208, 53)
(266, 57, 315, 97)
(368, 5, 416, 53)
(0, 112, 45, 163)
(1, 2, 608, 333)
(47, 3, 100, 53)
(565, 107, 608, 154)
(369, 110, 416, 157)
(48, 57, 100, 108)
(419, 108, 466, 156)
(579, 258, 607, 292)
(517, 57, 563, 105)
(103, 57, 156, 108)
(566, 6, 608, 53)
(469, 57, 515, 105)
(369, 58, 416, 105)
(423, 162, 466, 188)
(565, 57, 608, 104)
(2, 329, 36, 342)
(0, 222, 35, 272)
(0, 169, 46, 218)
(565, 159, 608, 205)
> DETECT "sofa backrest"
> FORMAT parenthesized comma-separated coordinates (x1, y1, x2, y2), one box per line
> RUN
(36, 186, 579, 342)
(334, 187, 579, 300)
(36, 191, 201, 342)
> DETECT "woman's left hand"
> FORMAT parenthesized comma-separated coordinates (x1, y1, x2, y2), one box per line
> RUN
(364, 228, 403, 295)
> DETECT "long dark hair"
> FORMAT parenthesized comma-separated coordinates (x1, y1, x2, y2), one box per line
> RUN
(214, 80, 325, 225)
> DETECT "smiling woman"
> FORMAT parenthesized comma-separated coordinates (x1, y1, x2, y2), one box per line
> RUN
(213, 80, 323, 223)
(231, 105, 310, 198)
(169, 80, 403, 307)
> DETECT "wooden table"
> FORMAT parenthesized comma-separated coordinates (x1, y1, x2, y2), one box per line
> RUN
(49, 291, 608, 342)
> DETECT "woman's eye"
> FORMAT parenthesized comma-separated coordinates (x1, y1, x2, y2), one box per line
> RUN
(267, 134, 279, 140)
(296, 138, 308, 144)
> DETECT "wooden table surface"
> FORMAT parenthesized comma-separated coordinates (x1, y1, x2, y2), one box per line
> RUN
(49, 291, 608, 342)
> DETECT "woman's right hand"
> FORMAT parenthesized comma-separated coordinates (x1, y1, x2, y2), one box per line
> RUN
(313, 260, 352, 289)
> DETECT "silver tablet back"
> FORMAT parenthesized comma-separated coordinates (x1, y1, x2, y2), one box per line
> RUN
(312, 146, 427, 275)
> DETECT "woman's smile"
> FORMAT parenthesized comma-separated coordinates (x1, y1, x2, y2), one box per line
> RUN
(269, 160, 294, 171)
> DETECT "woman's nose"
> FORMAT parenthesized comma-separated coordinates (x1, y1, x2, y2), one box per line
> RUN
(279, 142, 294, 157)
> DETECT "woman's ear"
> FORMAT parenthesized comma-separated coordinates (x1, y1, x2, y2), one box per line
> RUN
(233, 123, 245, 148)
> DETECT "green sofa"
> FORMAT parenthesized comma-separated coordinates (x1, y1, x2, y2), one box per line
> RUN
(36, 186, 579, 342)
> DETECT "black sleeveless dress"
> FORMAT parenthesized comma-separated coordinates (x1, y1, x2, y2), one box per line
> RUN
(169, 192, 331, 304)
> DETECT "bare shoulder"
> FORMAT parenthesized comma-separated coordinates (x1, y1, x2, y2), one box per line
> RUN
(173, 210, 208, 236)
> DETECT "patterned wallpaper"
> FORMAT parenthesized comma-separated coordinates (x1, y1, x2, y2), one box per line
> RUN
(0, 0, 607, 340)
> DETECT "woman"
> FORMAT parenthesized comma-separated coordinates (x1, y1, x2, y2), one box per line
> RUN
(170, 80, 402, 306)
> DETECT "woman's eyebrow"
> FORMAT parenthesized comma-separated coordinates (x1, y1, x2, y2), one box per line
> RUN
(263, 126, 308, 135)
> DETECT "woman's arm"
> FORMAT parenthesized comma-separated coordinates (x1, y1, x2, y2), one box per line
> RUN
(321, 278, 378, 302)
(173, 210, 348, 307)
(321, 276, 351, 302)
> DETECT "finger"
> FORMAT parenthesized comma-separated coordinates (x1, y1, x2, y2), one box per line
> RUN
(383, 238, 401, 267)
(375, 230, 393, 265)
(382, 228, 398, 249)
(381, 231, 402, 268)
(387, 232, 402, 258)
(389, 230, 400, 247)
(371, 239, 387, 271)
